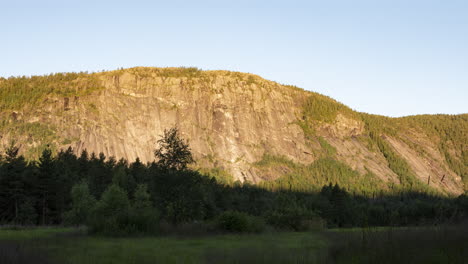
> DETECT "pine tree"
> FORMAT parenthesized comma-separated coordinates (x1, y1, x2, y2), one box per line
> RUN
(0, 144, 27, 224)
(37, 148, 56, 225)
(78, 149, 89, 181)
(112, 165, 136, 198)
(130, 157, 148, 184)
(87, 152, 112, 199)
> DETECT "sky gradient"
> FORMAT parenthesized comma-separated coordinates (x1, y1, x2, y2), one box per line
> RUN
(1, 0, 467, 117)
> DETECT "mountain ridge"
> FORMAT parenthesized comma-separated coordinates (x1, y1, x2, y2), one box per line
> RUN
(0, 67, 466, 195)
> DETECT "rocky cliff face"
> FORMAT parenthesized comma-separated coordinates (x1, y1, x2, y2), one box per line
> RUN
(0, 67, 465, 195)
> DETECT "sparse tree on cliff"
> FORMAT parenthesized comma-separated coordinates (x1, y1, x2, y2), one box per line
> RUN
(154, 127, 194, 171)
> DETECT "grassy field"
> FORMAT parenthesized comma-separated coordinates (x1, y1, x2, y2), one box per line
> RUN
(0, 228, 327, 264)
(0, 225, 467, 264)
(324, 225, 468, 264)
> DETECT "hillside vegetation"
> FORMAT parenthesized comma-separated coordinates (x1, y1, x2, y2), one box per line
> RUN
(0, 72, 103, 111)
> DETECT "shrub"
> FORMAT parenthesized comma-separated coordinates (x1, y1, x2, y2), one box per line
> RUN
(87, 184, 161, 235)
(127, 184, 159, 234)
(63, 182, 96, 226)
(215, 211, 265, 233)
(88, 184, 130, 235)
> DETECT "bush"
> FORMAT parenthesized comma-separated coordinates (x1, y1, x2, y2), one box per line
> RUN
(88, 184, 161, 235)
(63, 182, 96, 226)
(88, 184, 130, 235)
(215, 211, 265, 233)
(127, 185, 159, 234)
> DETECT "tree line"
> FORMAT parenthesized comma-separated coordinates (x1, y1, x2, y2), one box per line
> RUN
(0, 128, 467, 234)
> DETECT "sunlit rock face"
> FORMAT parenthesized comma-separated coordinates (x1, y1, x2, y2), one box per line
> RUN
(0, 67, 464, 194)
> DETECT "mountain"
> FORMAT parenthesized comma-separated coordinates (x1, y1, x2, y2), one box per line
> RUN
(0, 67, 466, 195)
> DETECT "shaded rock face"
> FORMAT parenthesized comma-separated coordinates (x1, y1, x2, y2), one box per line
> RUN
(0, 68, 465, 195)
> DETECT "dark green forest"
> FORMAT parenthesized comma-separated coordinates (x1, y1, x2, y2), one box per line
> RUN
(1, 129, 467, 235)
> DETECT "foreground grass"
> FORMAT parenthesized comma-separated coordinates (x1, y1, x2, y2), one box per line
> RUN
(0, 227, 73, 240)
(323, 225, 468, 264)
(1, 225, 467, 264)
(0, 228, 327, 264)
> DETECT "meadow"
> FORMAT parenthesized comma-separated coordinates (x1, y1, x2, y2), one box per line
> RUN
(0, 227, 326, 264)
(1, 224, 466, 264)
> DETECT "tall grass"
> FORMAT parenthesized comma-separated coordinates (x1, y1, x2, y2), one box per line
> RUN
(323, 224, 468, 264)
(1, 225, 467, 263)
(0, 240, 51, 264)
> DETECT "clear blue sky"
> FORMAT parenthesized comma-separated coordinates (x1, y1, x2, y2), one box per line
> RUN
(1, 0, 467, 117)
